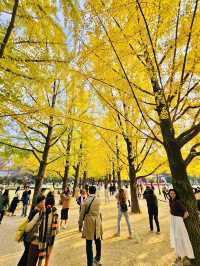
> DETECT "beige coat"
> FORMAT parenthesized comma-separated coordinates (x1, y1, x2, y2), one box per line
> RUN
(79, 195, 102, 240)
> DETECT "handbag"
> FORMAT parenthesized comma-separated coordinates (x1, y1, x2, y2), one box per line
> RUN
(120, 202, 128, 212)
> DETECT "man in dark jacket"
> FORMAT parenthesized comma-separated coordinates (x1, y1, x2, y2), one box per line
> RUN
(143, 186, 160, 233)
(21, 187, 30, 217)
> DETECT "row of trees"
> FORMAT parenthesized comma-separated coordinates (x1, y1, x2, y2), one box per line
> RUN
(0, 1, 200, 264)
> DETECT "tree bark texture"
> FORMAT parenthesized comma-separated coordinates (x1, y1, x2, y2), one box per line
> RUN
(62, 129, 73, 190)
(72, 162, 81, 197)
(125, 137, 140, 213)
(33, 86, 57, 202)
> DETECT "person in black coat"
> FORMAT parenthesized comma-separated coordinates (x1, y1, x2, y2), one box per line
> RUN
(0, 189, 9, 224)
(8, 186, 20, 215)
(21, 187, 30, 217)
(143, 186, 160, 233)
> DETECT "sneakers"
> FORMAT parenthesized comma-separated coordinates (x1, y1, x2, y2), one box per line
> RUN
(172, 257, 182, 266)
(93, 258, 102, 265)
(182, 257, 191, 266)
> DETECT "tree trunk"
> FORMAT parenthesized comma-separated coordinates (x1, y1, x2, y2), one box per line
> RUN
(0, 0, 19, 58)
(130, 181, 140, 213)
(152, 78, 200, 265)
(162, 125, 200, 265)
(117, 170, 121, 189)
(62, 129, 73, 191)
(72, 142, 83, 196)
(156, 175, 161, 195)
(112, 161, 116, 185)
(33, 123, 53, 199)
(116, 135, 121, 189)
(62, 162, 70, 191)
(72, 162, 80, 197)
(108, 173, 112, 184)
(125, 137, 140, 213)
(32, 84, 57, 202)
(82, 170, 87, 188)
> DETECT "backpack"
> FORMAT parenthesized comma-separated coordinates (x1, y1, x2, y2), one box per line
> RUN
(15, 218, 28, 242)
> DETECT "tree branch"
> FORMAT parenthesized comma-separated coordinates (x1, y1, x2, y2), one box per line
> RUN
(0, 141, 41, 162)
(136, 141, 154, 172)
(136, 162, 165, 180)
(94, 9, 162, 144)
(180, 0, 199, 85)
(27, 126, 47, 140)
(175, 105, 200, 122)
(185, 143, 200, 166)
(47, 155, 63, 165)
(177, 123, 200, 148)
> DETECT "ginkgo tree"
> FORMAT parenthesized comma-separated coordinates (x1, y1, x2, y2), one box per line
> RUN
(0, 0, 81, 197)
(80, 0, 200, 264)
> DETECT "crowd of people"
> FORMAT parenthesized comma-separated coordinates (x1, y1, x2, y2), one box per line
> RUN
(0, 182, 200, 266)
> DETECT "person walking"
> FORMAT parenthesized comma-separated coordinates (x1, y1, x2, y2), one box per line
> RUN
(60, 189, 71, 229)
(77, 189, 87, 211)
(104, 184, 110, 204)
(143, 186, 160, 233)
(17, 195, 46, 266)
(162, 186, 168, 201)
(0, 187, 4, 224)
(8, 186, 20, 216)
(79, 186, 102, 266)
(0, 188, 9, 224)
(169, 189, 194, 266)
(21, 187, 30, 217)
(115, 188, 132, 238)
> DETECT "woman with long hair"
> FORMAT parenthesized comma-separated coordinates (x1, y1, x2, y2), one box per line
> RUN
(115, 188, 132, 239)
(169, 189, 194, 266)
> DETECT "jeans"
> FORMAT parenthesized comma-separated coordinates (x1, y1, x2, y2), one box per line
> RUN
(17, 241, 30, 266)
(86, 238, 101, 266)
(148, 207, 160, 232)
(117, 207, 132, 236)
(22, 204, 28, 217)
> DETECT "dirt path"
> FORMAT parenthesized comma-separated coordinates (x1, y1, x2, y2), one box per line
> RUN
(0, 195, 175, 266)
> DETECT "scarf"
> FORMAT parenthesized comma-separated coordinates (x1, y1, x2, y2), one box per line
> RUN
(38, 207, 59, 265)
